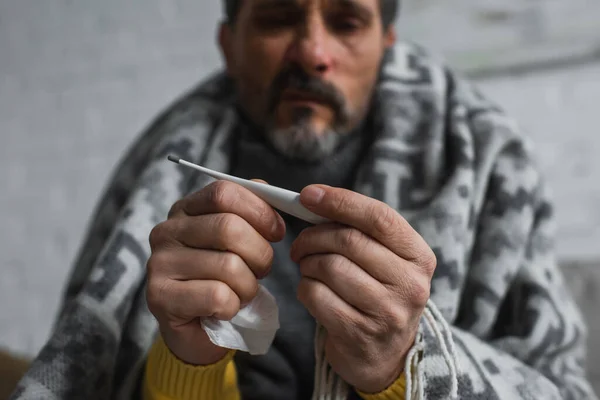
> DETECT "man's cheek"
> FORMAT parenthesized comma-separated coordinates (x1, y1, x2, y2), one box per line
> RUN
(237, 79, 271, 121)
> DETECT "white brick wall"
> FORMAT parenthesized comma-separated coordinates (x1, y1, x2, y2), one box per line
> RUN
(400, 0, 600, 73)
(477, 65, 600, 261)
(0, 0, 224, 354)
(1, 1, 599, 371)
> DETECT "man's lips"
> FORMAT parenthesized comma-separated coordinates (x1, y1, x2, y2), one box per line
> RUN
(280, 90, 329, 106)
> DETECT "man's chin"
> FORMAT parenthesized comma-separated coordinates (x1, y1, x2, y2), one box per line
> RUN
(264, 124, 341, 163)
(271, 121, 328, 138)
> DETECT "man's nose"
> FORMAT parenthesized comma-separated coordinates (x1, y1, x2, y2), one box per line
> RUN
(284, 18, 333, 76)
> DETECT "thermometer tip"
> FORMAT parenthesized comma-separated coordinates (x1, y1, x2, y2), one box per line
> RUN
(167, 155, 181, 164)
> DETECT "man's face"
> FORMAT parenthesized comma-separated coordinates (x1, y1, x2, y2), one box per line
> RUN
(219, 0, 396, 161)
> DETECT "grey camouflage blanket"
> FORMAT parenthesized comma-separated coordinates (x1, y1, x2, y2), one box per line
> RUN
(11, 43, 598, 399)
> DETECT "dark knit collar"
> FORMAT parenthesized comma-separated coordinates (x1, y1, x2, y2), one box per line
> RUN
(229, 111, 374, 196)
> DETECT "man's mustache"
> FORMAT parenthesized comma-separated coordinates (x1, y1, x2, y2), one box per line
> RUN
(268, 65, 347, 122)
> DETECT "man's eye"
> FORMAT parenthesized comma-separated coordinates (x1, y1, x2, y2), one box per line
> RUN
(329, 17, 362, 33)
(254, 14, 298, 30)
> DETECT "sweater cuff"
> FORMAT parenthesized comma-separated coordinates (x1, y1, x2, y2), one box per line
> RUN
(144, 335, 236, 400)
(356, 372, 407, 400)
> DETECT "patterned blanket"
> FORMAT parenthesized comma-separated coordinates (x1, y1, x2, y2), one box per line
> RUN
(11, 43, 597, 399)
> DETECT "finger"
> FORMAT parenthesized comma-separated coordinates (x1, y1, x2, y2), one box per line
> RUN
(250, 179, 268, 184)
(149, 279, 240, 322)
(298, 254, 387, 316)
(148, 248, 259, 306)
(290, 224, 406, 285)
(153, 213, 275, 278)
(246, 179, 285, 227)
(297, 276, 364, 337)
(167, 198, 187, 219)
(299, 185, 431, 262)
(175, 180, 286, 242)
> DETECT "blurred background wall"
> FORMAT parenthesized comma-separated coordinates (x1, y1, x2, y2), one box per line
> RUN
(1, 0, 599, 390)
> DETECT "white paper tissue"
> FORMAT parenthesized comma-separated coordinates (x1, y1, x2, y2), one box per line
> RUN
(200, 285, 280, 355)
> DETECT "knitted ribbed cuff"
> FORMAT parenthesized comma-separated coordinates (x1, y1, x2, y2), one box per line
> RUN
(356, 373, 407, 400)
(144, 335, 236, 400)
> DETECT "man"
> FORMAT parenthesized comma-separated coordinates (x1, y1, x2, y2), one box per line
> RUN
(10, 0, 598, 399)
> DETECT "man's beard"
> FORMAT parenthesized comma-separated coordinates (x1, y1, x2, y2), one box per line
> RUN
(265, 107, 348, 163)
(261, 64, 354, 163)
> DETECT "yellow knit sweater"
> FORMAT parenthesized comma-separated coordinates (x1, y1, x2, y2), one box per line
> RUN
(144, 337, 406, 400)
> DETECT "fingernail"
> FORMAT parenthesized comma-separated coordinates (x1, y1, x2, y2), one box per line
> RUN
(273, 212, 285, 233)
(301, 186, 325, 206)
(275, 211, 285, 226)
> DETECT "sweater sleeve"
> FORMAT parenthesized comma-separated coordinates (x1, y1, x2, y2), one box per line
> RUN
(143, 335, 408, 400)
(357, 373, 406, 400)
(143, 336, 240, 400)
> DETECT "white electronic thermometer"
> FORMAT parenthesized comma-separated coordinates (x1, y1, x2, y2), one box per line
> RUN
(167, 155, 330, 225)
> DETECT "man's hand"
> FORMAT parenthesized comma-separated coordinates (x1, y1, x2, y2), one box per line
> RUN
(146, 180, 286, 366)
(291, 185, 436, 394)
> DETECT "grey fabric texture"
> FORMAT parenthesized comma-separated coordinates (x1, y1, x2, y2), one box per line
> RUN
(10, 43, 598, 399)
(228, 122, 369, 400)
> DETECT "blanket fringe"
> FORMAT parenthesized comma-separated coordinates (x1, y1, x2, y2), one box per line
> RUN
(311, 299, 459, 400)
